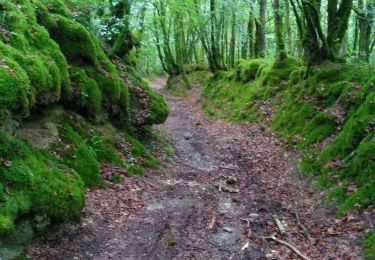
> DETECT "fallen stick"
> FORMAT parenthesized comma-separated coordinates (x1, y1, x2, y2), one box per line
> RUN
(272, 215, 286, 235)
(241, 241, 250, 251)
(264, 233, 311, 260)
(240, 218, 250, 228)
(208, 216, 216, 230)
(207, 241, 231, 254)
(240, 218, 252, 238)
(295, 212, 310, 239)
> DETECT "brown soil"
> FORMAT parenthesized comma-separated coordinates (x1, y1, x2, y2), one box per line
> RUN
(26, 77, 366, 260)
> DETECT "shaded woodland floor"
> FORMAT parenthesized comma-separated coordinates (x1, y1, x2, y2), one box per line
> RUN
(26, 78, 368, 259)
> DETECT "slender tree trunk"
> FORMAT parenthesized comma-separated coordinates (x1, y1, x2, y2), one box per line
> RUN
(248, 0, 255, 58)
(358, 0, 368, 60)
(273, 0, 286, 58)
(353, 15, 359, 53)
(210, 0, 220, 70)
(366, 1, 374, 61)
(257, 0, 267, 57)
(230, 3, 237, 68)
(284, 0, 293, 54)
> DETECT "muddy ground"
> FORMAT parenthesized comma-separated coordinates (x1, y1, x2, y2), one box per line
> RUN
(27, 77, 369, 259)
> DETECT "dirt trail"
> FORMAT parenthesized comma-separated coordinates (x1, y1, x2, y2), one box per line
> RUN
(27, 77, 364, 259)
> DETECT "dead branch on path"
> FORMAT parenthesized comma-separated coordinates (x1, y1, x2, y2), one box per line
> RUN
(240, 217, 252, 238)
(263, 233, 311, 260)
(214, 183, 240, 193)
(207, 241, 232, 254)
(295, 212, 311, 240)
(208, 216, 216, 230)
(272, 215, 286, 235)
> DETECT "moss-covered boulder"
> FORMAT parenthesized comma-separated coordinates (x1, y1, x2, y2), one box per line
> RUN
(0, 0, 168, 126)
(0, 0, 169, 248)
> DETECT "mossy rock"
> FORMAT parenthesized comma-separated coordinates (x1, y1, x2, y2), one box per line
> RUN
(39, 13, 98, 64)
(236, 59, 266, 82)
(129, 74, 169, 126)
(0, 131, 85, 236)
(69, 67, 102, 117)
(297, 112, 337, 149)
(0, 57, 30, 116)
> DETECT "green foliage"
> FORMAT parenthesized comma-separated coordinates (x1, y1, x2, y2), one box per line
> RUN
(203, 58, 375, 215)
(298, 112, 337, 148)
(59, 124, 104, 188)
(39, 13, 98, 64)
(364, 232, 375, 259)
(0, 0, 168, 252)
(0, 131, 84, 236)
(129, 73, 169, 125)
(69, 67, 102, 116)
(236, 59, 265, 82)
(0, 57, 29, 116)
(0, 0, 168, 129)
(109, 174, 123, 184)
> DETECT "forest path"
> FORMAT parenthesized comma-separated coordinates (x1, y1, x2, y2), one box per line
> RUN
(27, 77, 363, 259)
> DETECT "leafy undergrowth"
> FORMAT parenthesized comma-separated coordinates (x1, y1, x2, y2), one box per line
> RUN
(0, 0, 168, 253)
(167, 64, 212, 96)
(202, 57, 375, 257)
(0, 107, 160, 250)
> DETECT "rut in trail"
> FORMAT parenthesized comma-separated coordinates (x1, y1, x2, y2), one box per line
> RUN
(27, 77, 363, 260)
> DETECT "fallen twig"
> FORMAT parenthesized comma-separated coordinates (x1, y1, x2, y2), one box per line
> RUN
(207, 241, 232, 254)
(208, 216, 216, 230)
(240, 217, 252, 238)
(241, 241, 249, 251)
(264, 233, 311, 260)
(240, 218, 250, 228)
(272, 215, 286, 235)
(295, 212, 310, 239)
(215, 183, 240, 193)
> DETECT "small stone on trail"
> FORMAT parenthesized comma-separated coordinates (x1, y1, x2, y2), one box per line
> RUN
(223, 227, 234, 233)
(226, 176, 237, 185)
(232, 196, 241, 203)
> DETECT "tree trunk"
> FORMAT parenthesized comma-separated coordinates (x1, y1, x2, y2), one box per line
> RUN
(230, 3, 237, 68)
(273, 0, 286, 58)
(284, 0, 293, 54)
(257, 0, 267, 57)
(248, 0, 255, 58)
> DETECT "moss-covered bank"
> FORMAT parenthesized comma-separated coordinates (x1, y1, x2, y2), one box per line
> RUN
(0, 0, 169, 254)
(202, 57, 374, 257)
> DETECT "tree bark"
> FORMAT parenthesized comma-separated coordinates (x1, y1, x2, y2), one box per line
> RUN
(273, 0, 287, 58)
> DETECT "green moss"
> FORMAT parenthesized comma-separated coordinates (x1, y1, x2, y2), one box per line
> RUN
(69, 67, 102, 116)
(164, 233, 177, 246)
(297, 112, 337, 149)
(127, 166, 146, 176)
(129, 74, 169, 125)
(320, 92, 375, 161)
(258, 57, 303, 91)
(236, 59, 265, 82)
(0, 57, 30, 116)
(39, 14, 98, 64)
(271, 102, 316, 139)
(59, 124, 104, 188)
(84, 65, 121, 109)
(364, 232, 375, 259)
(0, 131, 85, 236)
(38, 0, 73, 18)
(0, 0, 72, 114)
(109, 174, 123, 184)
(203, 58, 374, 218)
